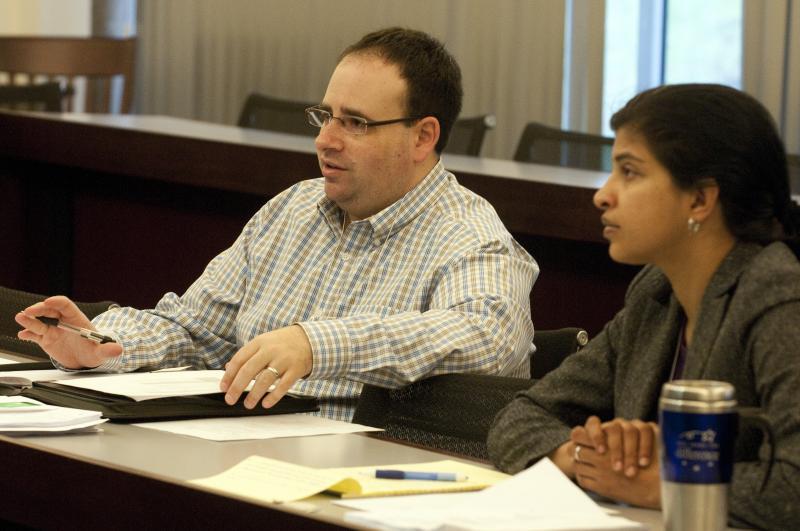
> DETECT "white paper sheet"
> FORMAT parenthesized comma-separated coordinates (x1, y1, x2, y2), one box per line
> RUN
(51, 370, 251, 400)
(0, 396, 107, 433)
(0, 369, 105, 384)
(133, 414, 382, 441)
(0, 365, 191, 388)
(342, 458, 646, 531)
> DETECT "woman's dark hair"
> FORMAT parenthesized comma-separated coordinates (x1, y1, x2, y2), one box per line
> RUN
(611, 84, 800, 252)
(340, 27, 463, 154)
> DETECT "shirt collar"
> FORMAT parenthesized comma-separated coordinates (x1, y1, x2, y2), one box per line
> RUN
(317, 160, 450, 245)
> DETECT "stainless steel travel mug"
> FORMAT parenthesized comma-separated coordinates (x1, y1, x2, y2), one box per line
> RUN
(659, 380, 737, 531)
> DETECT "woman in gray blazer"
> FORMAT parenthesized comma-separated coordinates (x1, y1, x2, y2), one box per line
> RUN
(488, 84, 800, 530)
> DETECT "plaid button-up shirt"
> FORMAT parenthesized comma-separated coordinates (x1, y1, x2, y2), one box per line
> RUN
(92, 161, 538, 420)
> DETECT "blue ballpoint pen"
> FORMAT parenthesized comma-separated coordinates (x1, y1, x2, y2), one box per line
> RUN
(373, 470, 468, 481)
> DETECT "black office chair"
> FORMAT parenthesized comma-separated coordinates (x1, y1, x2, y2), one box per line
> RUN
(0, 286, 118, 359)
(444, 114, 496, 156)
(0, 81, 63, 112)
(514, 121, 614, 172)
(352, 373, 533, 460)
(237, 92, 317, 137)
(531, 327, 589, 379)
(788, 153, 800, 195)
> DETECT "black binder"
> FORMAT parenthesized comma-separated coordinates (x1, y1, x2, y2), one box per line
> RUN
(18, 380, 319, 423)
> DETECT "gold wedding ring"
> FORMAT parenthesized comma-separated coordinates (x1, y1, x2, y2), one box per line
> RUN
(265, 366, 280, 378)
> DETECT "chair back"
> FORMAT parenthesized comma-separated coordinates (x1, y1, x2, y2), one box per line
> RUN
(444, 114, 496, 156)
(0, 81, 63, 112)
(237, 93, 317, 137)
(514, 121, 613, 172)
(531, 327, 589, 379)
(352, 373, 533, 460)
(0, 286, 118, 359)
(788, 154, 800, 195)
(0, 36, 136, 113)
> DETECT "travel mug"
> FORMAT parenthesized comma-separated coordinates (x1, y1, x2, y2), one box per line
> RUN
(659, 380, 737, 531)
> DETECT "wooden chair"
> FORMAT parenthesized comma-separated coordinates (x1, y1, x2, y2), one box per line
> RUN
(237, 93, 317, 136)
(0, 36, 136, 113)
(514, 121, 614, 172)
(0, 81, 62, 112)
(444, 114, 496, 156)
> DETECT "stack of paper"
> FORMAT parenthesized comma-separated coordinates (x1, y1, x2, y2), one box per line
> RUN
(0, 396, 107, 434)
(340, 458, 647, 530)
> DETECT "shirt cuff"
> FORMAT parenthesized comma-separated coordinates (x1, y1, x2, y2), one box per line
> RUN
(49, 327, 126, 372)
(297, 319, 352, 380)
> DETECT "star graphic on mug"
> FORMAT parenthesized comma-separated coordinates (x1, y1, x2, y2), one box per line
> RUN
(700, 429, 716, 443)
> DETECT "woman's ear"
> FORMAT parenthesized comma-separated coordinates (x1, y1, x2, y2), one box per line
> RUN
(413, 116, 440, 162)
(689, 179, 720, 223)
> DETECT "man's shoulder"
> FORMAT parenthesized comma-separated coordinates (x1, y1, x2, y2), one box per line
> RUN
(432, 173, 509, 242)
(259, 178, 324, 213)
(279, 178, 325, 201)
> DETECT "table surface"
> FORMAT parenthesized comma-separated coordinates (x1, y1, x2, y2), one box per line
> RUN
(0, 352, 664, 530)
(0, 420, 665, 530)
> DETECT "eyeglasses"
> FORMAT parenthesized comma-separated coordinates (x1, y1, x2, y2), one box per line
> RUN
(305, 106, 420, 135)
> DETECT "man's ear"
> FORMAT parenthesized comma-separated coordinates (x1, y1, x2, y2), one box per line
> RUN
(689, 179, 720, 223)
(413, 116, 440, 162)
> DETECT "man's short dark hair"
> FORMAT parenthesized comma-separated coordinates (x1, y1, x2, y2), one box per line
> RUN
(340, 27, 463, 154)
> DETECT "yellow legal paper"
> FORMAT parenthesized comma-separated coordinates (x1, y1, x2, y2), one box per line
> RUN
(189, 456, 510, 504)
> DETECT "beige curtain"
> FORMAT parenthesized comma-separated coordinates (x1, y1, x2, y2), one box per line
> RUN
(562, 0, 606, 134)
(743, 0, 800, 156)
(136, 0, 566, 159)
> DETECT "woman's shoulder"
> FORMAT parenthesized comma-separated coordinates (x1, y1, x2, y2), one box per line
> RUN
(735, 241, 800, 308)
(741, 242, 800, 289)
(751, 241, 800, 270)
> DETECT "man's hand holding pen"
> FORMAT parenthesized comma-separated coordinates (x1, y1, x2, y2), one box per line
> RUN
(15, 295, 123, 369)
(16, 296, 313, 410)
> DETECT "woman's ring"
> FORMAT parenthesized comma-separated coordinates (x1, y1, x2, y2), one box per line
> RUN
(574, 444, 582, 462)
(265, 366, 280, 378)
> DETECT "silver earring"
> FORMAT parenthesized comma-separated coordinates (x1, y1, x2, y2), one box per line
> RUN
(688, 217, 701, 234)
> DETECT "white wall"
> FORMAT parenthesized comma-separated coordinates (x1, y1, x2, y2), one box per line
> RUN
(0, 0, 90, 35)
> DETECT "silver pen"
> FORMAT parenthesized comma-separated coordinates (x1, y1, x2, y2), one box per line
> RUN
(36, 316, 116, 344)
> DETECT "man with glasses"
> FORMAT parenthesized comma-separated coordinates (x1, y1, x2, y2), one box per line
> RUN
(16, 28, 538, 420)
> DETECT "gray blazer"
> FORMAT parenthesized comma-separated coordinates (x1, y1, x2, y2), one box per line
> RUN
(488, 242, 800, 530)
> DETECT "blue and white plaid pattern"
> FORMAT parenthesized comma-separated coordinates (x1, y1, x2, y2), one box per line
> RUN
(92, 161, 538, 420)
